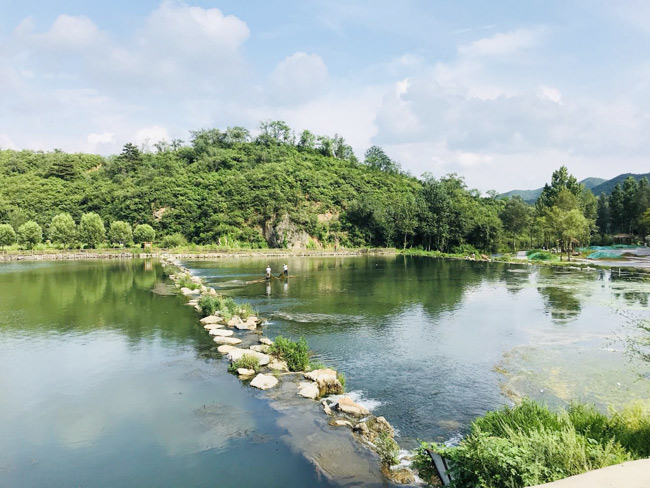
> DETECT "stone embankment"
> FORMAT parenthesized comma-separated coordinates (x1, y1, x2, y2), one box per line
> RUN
(0, 248, 396, 262)
(161, 256, 416, 485)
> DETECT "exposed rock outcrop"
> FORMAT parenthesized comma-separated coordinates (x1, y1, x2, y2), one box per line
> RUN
(297, 381, 319, 399)
(337, 396, 370, 418)
(304, 368, 344, 396)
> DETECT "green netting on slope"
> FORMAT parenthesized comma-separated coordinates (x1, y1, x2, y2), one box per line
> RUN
(588, 250, 623, 259)
(527, 251, 555, 261)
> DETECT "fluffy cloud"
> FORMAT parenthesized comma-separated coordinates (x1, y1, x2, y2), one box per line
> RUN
(269, 52, 329, 105)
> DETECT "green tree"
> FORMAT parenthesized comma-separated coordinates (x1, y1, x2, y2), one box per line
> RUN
(609, 184, 624, 233)
(0, 223, 16, 249)
(596, 193, 611, 235)
(133, 224, 155, 244)
(499, 196, 531, 251)
(297, 130, 316, 149)
(622, 176, 639, 234)
(79, 212, 106, 248)
(17, 221, 42, 249)
(364, 146, 399, 173)
(49, 213, 77, 248)
(108, 221, 133, 247)
(536, 166, 582, 212)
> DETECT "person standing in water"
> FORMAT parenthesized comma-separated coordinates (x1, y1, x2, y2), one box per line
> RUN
(283, 263, 288, 277)
(265, 264, 271, 280)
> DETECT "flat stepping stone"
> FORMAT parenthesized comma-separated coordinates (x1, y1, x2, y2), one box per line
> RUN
(217, 345, 237, 354)
(213, 336, 242, 345)
(227, 348, 270, 366)
(203, 323, 224, 330)
(250, 374, 278, 390)
(259, 337, 273, 346)
(200, 315, 224, 325)
(298, 381, 319, 399)
(209, 329, 234, 337)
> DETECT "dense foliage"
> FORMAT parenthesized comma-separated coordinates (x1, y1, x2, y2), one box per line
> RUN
(595, 176, 650, 239)
(268, 336, 311, 372)
(1, 123, 644, 252)
(0, 122, 509, 252)
(414, 399, 650, 487)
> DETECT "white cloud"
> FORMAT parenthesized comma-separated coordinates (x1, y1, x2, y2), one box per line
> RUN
(537, 85, 563, 105)
(269, 51, 328, 105)
(87, 132, 115, 145)
(458, 27, 545, 57)
(15, 14, 105, 52)
(134, 125, 170, 149)
(0, 134, 18, 150)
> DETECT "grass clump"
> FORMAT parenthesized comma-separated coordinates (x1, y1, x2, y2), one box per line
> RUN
(337, 372, 346, 389)
(176, 274, 200, 290)
(376, 432, 400, 466)
(198, 294, 246, 319)
(238, 302, 256, 319)
(198, 295, 221, 317)
(227, 354, 260, 373)
(269, 336, 311, 372)
(415, 398, 649, 487)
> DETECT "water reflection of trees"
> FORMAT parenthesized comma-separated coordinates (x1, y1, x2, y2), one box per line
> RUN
(0, 260, 206, 345)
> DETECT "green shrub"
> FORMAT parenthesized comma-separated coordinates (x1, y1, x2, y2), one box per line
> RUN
(419, 398, 647, 488)
(17, 221, 42, 249)
(0, 224, 16, 249)
(133, 224, 155, 244)
(79, 212, 105, 248)
(269, 336, 311, 372)
(198, 294, 221, 317)
(376, 432, 400, 466)
(108, 220, 132, 246)
(238, 302, 256, 319)
(227, 354, 260, 373)
(175, 274, 200, 290)
(49, 213, 76, 248)
(161, 233, 187, 248)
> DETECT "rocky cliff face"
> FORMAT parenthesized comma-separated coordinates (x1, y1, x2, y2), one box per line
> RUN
(264, 214, 315, 249)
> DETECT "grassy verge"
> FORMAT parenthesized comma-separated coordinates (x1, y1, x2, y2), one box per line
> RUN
(413, 398, 650, 487)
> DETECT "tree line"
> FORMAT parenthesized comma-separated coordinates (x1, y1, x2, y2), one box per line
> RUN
(0, 121, 645, 253)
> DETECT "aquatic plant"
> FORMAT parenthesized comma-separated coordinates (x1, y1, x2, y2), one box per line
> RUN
(269, 336, 311, 372)
(228, 355, 260, 373)
(415, 398, 650, 487)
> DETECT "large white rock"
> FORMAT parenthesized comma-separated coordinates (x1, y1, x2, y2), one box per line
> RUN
(213, 336, 242, 345)
(249, 344, 269, 353)
(227, 349, 270, 366)
(259, 337, 273, 346)
(200, 315, 224, 325)
(209, 329, 234, 337)
(227, 316, 243, 327)
(304, 369, 344, 395)
(297, 381, 319, 399)
(250, 374, 278, 390)
(181, 287, 200, 296)
(217, 344, 237, 354)
(234, 317, 258, 330)
(337, 396, 370, 418)
(268, 359, 289, 371)
(237, 368, 255, 377)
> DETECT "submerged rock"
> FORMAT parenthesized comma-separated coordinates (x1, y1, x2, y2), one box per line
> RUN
(297, 381, 319, 399)
(304, 369, 344, 396)
(227, 348, 270, 366)
(337, 396, 370, 418)
(250, 373, 278, 390)
(213, 336, 242, 345)
(209, 329, 234, 337)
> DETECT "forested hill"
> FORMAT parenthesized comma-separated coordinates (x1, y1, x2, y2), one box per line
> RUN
(500, 177, 606, 204)
(590, 173, 650, 196)
(0, 124, 507, 252)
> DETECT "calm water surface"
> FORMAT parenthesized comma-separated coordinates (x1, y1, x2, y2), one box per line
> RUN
(0, 260, 334, 488)
(185, 255, 650, 448)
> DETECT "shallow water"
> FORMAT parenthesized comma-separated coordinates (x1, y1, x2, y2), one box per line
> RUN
(0, 260, 336, 488)
(185, 255, 650, 448)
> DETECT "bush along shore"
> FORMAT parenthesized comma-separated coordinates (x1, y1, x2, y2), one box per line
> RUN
(412, 398, 650, 487)
(160, 256, 416, 485)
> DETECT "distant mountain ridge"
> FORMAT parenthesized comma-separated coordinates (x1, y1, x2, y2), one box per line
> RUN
(501, 174, 649, 204)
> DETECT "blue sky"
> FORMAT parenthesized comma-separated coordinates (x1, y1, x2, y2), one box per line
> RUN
(1, 1, 649, 191)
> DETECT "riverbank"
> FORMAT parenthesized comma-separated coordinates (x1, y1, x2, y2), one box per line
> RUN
(0, 248, 396, 262)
